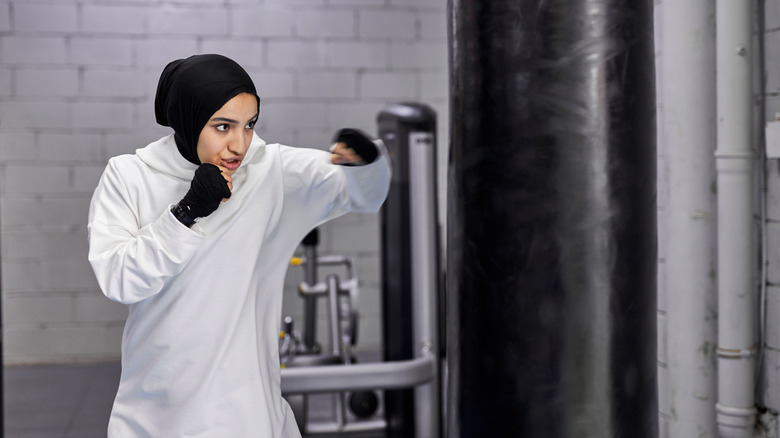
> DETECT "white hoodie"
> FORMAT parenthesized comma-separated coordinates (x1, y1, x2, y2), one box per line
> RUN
(87, 133, 391, 437)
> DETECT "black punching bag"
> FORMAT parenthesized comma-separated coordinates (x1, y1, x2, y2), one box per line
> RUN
(446, 0, 657, 437)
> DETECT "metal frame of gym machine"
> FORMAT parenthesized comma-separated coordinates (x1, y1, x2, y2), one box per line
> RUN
(280, 103, 442, 438)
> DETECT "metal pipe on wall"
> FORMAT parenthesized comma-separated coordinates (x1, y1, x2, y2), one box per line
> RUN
(660, 0, 718, 435)
(447, 0, 656, 436)
(715, 0, 757, 435)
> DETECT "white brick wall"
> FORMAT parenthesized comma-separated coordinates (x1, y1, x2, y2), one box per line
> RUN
(0, 101, 70, 129)
(296, 9, 356, 38)
(70, 37, 135, 66)
(326, 41, 389, 68)
(231, 6, 295, 37)
(0, 70, 11, 97)
(392, 41, 448, 69)
(0, 5, 10, 33)
(359, 10, 416, 40)
(298, 71, 357, 99)
(360, 71, 417, 99)
(148, 7, 230, 36)
(83, 70, 147, 98)
(13, 4, 78, 33)
(16, 68, 80, 98)
(267, 40, 324, 68)
(2, 36, 68, 64)
(134, 38, 200, 67)
(82, 5, 147, 35)
(0, 0, 448, 364)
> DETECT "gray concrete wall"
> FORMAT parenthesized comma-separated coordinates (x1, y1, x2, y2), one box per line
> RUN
(0, 0, 448, 365)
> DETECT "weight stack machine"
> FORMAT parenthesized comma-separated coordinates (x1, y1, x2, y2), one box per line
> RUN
(378, 103, 443, 438)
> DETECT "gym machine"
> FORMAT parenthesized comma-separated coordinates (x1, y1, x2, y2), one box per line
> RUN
(280, 227, 381, 434)
(279, 103, 442, 438)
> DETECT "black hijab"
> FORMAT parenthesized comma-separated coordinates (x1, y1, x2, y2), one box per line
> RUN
(155, 54, 259, 165)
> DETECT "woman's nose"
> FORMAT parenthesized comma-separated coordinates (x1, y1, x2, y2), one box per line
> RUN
(228, 130, 249, 154)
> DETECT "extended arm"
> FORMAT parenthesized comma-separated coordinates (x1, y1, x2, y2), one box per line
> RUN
(280, 129, 392, 233)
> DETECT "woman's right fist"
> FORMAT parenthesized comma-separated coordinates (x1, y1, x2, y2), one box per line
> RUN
(216, 165, 233, 202)
(178, 163, 233, 221)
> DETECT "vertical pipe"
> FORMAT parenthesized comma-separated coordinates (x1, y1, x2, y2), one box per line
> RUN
(409, 131, 440, 438)
(660, 0, 718, 436)
(715, 0, 756, 434)
(447, 0, 656, 436)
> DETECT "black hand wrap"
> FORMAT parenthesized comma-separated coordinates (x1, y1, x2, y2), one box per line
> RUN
(177, 164, 231, 223)
(332, 128, 379, 164)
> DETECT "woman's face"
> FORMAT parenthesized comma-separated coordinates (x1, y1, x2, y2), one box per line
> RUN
(197, 92, 259, 176)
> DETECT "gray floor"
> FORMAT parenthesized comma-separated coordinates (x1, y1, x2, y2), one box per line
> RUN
(4, 362, 119, 438)
(3, 359, 387, 438)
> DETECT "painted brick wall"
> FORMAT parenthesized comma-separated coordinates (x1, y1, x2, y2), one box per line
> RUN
(0, 0, 448, 364)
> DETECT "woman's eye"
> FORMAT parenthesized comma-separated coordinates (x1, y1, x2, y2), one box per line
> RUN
(246, 120, 257, 129)
(216, 124, 229, 132)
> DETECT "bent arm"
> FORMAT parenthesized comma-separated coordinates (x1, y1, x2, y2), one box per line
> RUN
(87, 160, 203, 304)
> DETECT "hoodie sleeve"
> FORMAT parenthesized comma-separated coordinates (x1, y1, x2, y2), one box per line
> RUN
(280, 139, 392, 230)
(87, 158, 204, 304)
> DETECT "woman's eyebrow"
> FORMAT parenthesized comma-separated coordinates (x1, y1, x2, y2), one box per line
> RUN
(210, 113, 259, 124)
(211, 117, 238, 124)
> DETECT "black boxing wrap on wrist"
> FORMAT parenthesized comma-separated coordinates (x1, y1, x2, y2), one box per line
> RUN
(171, 203, 196, 228)
(179, 163, 232, 220)
(332, 128, 378, 164)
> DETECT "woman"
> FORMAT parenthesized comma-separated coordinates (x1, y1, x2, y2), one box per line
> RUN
(87, 54, 391, 437)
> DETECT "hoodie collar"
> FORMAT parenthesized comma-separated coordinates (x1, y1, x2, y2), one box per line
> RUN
(136, 132, 266, 180)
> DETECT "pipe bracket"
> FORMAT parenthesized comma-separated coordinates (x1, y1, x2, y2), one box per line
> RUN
(716, 345, 757, 359)
(714, 151, 755, 159)
(716, 402, 757, 433)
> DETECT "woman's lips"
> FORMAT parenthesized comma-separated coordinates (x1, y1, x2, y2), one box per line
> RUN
(221, 158, 242, 170)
